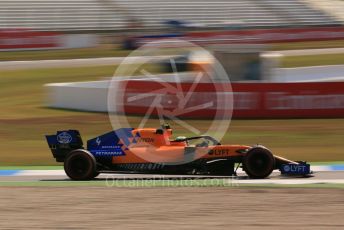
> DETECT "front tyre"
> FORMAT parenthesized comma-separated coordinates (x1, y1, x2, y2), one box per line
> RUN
(243, 147, 275, 179)
(64, 149, 97, 180)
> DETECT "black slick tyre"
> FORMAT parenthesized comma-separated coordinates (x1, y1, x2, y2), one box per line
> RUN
(243, 147, 275, 179)
(64, 149, 97, 180)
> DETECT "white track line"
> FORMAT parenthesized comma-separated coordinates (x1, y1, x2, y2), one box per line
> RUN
(230, 179, 344, 185)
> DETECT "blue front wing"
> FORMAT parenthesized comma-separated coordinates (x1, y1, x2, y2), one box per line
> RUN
(280, 162, 311, 175)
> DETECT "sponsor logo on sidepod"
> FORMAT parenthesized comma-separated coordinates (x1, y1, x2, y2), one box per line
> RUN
(96, 137, 101, 146)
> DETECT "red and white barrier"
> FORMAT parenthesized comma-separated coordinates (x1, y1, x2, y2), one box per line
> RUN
(136, 26, 344, 47)
(0, 29, 98, 51)
(46, 78, 344, 118)
(0, 29, 60, 50)
(187, 26, 344, 45)
(120, 81, 344, 118)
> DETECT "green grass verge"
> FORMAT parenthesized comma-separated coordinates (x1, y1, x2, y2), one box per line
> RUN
(282, 53, 344, 68)
(3, 40, 344, 61)
(273, 40, 344, 68)
(1, 40, 344, 68)
(271, 39, 344, 51)
(0, 45, 131, 61)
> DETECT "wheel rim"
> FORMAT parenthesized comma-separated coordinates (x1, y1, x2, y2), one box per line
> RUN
(250, 153, 269, 173)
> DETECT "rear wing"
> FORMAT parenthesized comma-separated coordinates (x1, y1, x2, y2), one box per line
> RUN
(45, 130, 83, 162)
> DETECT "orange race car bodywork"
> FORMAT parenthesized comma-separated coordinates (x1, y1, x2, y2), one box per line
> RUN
(46, 124, 311, 180)
(110, 128, 246, 164)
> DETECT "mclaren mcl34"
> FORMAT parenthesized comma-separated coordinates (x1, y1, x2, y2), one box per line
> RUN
(46, 124, 311, 180)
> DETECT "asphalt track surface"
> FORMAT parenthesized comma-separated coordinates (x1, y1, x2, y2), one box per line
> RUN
(1, 170, 343, 184)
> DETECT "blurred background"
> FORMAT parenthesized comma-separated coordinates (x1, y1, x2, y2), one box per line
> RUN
(0, 0, 344, 165)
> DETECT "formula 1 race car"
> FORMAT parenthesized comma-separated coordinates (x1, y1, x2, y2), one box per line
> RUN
(46, 124, 311, 180)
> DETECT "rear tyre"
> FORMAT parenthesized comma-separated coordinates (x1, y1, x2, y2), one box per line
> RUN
(64, 149, 97, 180)
(243, 147, 275, 179)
